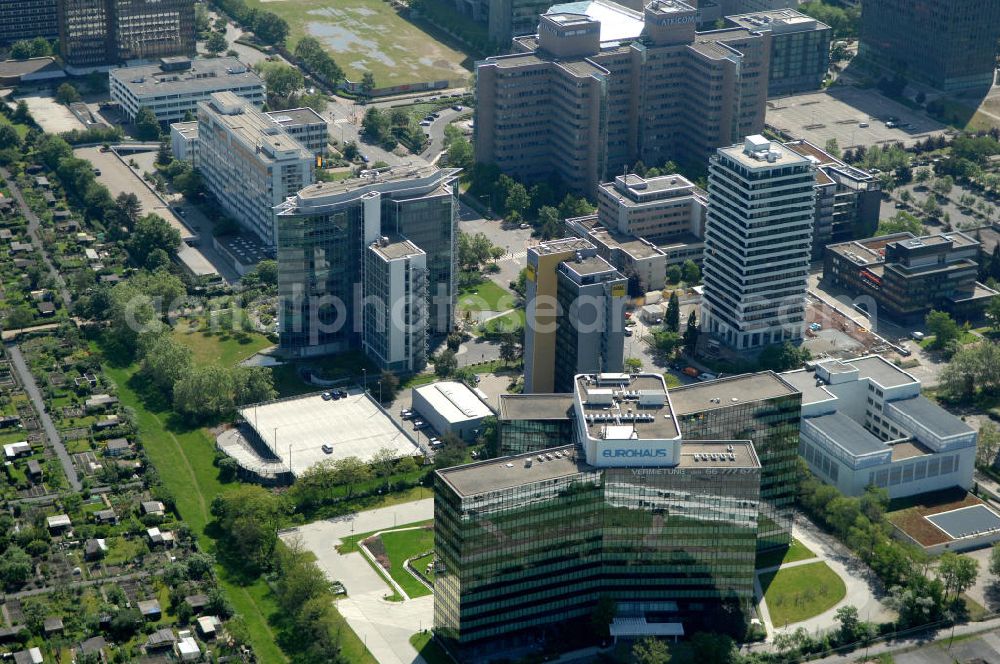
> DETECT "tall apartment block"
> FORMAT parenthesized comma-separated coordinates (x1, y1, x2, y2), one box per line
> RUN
(701, 135, 816, 350)
(196, 92, 314, 247)
(435, 373, 761, 653)
(474, 0, 769, 196)
(783, 139, 880, 258)
(824, 231, 998, 322)
(524, 238, 627, 393)
(566, 172, 707, 292)
(726, 9, 831, 96)
(363, 237, 429, 373)
(274, 164, 458, 363)
(58, 0, 196, 70)
(450, 0, 553, 44)
(859, 0, 1000, 92)
(0, 0, 59, 46)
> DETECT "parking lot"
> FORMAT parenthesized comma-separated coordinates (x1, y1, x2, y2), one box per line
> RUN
(768, 87, 948, 150)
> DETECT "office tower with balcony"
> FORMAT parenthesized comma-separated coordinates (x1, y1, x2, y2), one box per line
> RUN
(701, 135, 816, 350)
(524, 238, 627, 393)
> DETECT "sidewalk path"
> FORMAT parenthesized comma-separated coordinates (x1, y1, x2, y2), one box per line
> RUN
(7, 344, 81, 491)
(282, 499, 434, 664)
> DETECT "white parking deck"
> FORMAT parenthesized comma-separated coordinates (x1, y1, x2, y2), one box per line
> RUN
(240, 390, 420, 477)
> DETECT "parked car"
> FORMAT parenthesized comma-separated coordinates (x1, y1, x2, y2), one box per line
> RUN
(322, 391, 333, 401)
(413, 420, 428, 430)
(419, 120, 432, 127)
(519, 223, 531, 229)
(452, 105, 464, 111)
(430, 440, 444, 449)
(697, 372, 717, 382)
(910, 331, 925, 341)
(321, 444, 333, 454)
(898, 344, 912, 357)
(682, 367, 700, 378)
(624, 329, 633, 337)
(808, 322, 822, 332)
(400, 409, 414, 420)
(335, 389, 348, 398)
(859, 122, 869, 128)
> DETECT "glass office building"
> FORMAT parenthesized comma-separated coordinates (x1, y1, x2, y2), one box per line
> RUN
(670, 373, 802, 551)
(498, 394, 575, 456)
(434, 443, 760, 651)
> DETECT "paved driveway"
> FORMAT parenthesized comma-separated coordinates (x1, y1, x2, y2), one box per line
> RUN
(282, 500, 434, 664)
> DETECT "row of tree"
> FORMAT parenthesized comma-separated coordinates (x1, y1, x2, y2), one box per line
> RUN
(211, 0, 289, 46)
(361, 106, 426, 153)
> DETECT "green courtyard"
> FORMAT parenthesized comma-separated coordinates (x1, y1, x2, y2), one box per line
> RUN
(246, 0, 472, 87)
(759, 561, 846, 627)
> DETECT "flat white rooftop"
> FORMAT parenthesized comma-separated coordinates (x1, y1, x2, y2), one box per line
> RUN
(414, 381, 493, 424)
(239, 391, 419, 477)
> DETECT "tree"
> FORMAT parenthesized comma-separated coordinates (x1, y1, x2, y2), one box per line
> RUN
(651, 330, 682, 355)
(665, 291, 680, 332)
(937, 551, 978, 599)
(13, 99, 30, 123)
(446, 136, 473, 170)
(333, 456, 373, 497)
(210, 486, 286, 573)
(360, 71, 376, 99)
(989, 541, 1000, 578)
(233, 366, 276, 405)
(260, 62, 304, 100)
(538, 205, 562, 240)
(174, 365, 237, 419)
(835, 605, 860, 643)
(435, 349, 458, 377)
(689, 632, 736, 664)
(986, 296, 1000, 332)
(434, 433, 468, 469)
(757, 341, 810, 372)
(877, 211, 923, 236)
(251, 10, 289, 45)
(108, 608, 142, 641)
(56, 82, 81, 105)
(977, 422, 1000, 468)
(666, 264, 682, 284)
(932, 175, 954, 197)
(925, 310, 959, 350)
(378, 370, 399, 403)
(625, 357, 642, 372)
(505, 182, 530, 218)
(156, 140, 170, 166)
(205, 31, 228, 54)
(632, 637, 671, 664)
(825, 138, 841, 158)
(139, 334, 193, 395)
(133, 106, 161, 141)
(0, 545, 33, 590)
(0, 124, 21, 150)
(681, 260, 701, 284)
(683, 310, 699, 354)
(127, 213, 180, 268)
(499, 332, 521, 366)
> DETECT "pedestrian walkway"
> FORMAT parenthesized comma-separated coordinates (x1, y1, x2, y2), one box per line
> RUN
(281, 499, 434, 664)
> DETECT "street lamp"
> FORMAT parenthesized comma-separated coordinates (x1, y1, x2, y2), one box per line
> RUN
(362, 368, 367, 394)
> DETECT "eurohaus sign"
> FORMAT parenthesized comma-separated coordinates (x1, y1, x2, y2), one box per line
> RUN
(602, 448, 669, 459)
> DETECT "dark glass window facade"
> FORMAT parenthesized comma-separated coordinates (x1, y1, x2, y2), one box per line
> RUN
(499, 418, 574, 456)
(675, 394, 802, 551)
(434, 460, 760, 648)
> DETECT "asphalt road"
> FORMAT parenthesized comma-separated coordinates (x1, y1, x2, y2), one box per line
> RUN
(7, 344, 81, 491)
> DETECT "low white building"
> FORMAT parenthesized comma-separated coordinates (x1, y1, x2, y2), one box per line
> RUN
(110, 57, 265, 124)
(170, 121, 198, 163)
(412, 381, 493, 441)
(3, 441, 30, 458)
(783, 356, 977, 499)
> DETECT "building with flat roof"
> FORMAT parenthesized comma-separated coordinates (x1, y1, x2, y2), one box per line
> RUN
(824, 231, 997, 322)
(275, 164, 458, 360)
(0, 1, 58, 46)
(782, 356, 976, 499)
(670, 371, 802, 550)
(782, 139, 880, 258)
(111, 57, 265, 124)
(363, 236, 428, 373)
(567, 172, 707, 291)
(523, 238, 627, 393)
(858, 0, 1000, 92)
(434, 372, 761, 652)
(170, 121, 197, 162)
(474, 0, 769, 197)
(412, 381, 493, 441)
(265, 107, 329, 156)
(234, 390, 420, 479)
(197, 92, 314, 247)
(701, 136, 816, 350)
(726, 9, 831, 96)
(498, 393, 574, 455)
(59, 0, 196, 70)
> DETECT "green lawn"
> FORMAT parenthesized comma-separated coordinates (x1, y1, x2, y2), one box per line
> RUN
(759, 561, 846, 627)
(458, 280, 514, 312)
(379, 526, 435, 598)
(411, 552, 435, 586)
(337, 519, 433, 554)
(170, 323, 272, 368)
(482, 309, 525, 335)
(919, 329, 978, 349)
(755, 539, 817, 570)
(245, 0, 471, 87)
(410, 632, 455, 664)
(104, 362, 288, 663)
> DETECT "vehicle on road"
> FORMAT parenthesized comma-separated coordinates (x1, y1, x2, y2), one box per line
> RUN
(519, 223, 531, 229)
(682, 367, 700, 378)
(452, 105, 463, 111)
(361, 155, 370, 163)
(419, 120, 432, 126)
(697, 372, 717, 382)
